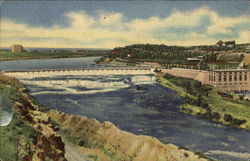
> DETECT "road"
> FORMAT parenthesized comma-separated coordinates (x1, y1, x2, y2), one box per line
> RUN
(65, 141, 91, 161)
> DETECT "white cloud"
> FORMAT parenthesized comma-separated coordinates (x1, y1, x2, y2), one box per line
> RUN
(0, 6, 249, 48)
(237, 30, 250, 44)
(207, 15, 250, 35)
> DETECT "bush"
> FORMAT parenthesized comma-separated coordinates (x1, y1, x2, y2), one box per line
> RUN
(201, 102, 209, 110)
(211, 112, 220, 121)
(223, 113, 247, 127)
(78, 139, 88, 146)
(232, 118, 247, 127)
(194, 81, 202, 88)
(224, 114, 233, 122)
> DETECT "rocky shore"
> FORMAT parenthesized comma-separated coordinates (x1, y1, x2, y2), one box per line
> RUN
(12, 88, 67, 161)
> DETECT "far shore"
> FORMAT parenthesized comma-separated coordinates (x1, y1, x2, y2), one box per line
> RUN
(0, 50, 107, 61)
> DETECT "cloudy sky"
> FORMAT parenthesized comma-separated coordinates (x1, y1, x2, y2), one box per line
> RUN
(0, 1, 249, 49)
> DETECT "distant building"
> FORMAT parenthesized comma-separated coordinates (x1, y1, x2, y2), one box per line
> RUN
(208, 69, 250, 91)
(216, 40, 235, 48)
(11, 44, 23, 52)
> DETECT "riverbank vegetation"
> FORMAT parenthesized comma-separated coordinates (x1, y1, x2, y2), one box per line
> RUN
(157, 74, 250, 131)
(0, 74, 36, 161)
(0, 50, 107, 61)
(0, 73, 66, 161)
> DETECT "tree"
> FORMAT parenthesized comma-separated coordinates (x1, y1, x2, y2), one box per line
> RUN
(211, 112, 220, 121)
(197, 94, 203, 106)
(224, 113, 233, 122)
(194, 81, 202, 88)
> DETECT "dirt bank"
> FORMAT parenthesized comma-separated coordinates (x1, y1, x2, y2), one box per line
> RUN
(48, 110, 210, 161)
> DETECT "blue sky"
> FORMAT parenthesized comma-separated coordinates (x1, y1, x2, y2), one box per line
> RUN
(1, 1, 249, 48)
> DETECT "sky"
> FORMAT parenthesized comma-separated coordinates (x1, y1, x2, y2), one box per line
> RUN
(0, 1, 250, 49)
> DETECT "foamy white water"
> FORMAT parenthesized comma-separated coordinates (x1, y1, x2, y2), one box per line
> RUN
(20, 74, 156, 95)
(205, 150, 250, 160)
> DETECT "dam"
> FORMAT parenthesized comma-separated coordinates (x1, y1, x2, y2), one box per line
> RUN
(3, 68, 155, 79)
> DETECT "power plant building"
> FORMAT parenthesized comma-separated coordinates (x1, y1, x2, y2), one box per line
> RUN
(208, 69, 250, 91)
(163, 68, 250, 92)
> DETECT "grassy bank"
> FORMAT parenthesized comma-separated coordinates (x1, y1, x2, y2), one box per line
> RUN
(0, 74, 37, 161)
(0, 73, 66, 161)
(157, 73, 250, 131)
(0, 50, 107, 61)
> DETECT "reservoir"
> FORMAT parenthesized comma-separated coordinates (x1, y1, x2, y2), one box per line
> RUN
(1, 57, 250, 161)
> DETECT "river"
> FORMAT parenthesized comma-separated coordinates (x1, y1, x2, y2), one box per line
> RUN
(1, 57, 250, 161)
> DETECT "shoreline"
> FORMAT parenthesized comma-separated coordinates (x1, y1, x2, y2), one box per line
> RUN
(48, 109, 211, 161)
(0, 54, 104, 61)
(156, 73, 250, 132)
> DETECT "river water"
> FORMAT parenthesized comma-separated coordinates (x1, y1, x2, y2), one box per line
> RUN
(1, 57, 250, 161)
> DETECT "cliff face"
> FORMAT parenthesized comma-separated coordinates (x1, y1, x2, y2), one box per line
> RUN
(13, 88, 67, 161)
(48, 110, 209, 161)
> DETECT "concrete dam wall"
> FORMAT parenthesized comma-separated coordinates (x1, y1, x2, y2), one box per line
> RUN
(3, 68, 155, 79)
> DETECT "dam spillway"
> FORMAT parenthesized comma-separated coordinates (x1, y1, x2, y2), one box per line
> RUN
(3, 68, 155, 79)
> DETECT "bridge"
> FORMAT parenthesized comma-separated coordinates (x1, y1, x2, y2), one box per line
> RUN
(3, 67, 155, 78)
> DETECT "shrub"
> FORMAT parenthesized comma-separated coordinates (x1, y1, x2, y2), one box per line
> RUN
(194, 81, 202, 88)
(211, 112, 220, 121)
(78, 139, 88, 146)
(201, 102, 209, 110)
(224, 114, 233, 122)
(232, 118, 247, 127)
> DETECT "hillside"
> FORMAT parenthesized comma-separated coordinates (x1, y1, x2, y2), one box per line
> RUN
(102, 43, 249, 70)
(0, 73, 67, 161)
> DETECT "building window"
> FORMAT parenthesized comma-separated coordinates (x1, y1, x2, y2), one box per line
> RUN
(229, 75, 232, 81)
(234, 74, 237, 81)
(209, 74, 212, 81)
(218, 75, 221, 82)
(245, 74, 247, 81)
(239, 75, 242, 81)
(214, 76, 216, 81)
(224, 75, 227, 81)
